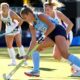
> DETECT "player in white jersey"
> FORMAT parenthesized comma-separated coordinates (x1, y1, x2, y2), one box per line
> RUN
(44, 0, 80, 76)
(0, 3, 27, 66)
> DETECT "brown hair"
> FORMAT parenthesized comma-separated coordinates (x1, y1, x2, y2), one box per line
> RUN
(20, 5, 33, 15)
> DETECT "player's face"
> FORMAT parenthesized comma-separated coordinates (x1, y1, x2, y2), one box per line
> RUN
(44, 5, 53, 16)
(21, 14, 28, 21)
(1, 5, 9, 13)
(21, 13, 34, 23)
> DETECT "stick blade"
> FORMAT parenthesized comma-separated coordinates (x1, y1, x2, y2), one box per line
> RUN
(3, 74, 10, 80)
(3, 74, 7, 80)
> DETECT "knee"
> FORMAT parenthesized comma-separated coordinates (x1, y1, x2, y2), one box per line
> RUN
(60, 50, 69, 59)
(53, 54, 62, 61)
(37, 47, 43, 52)
(7, 44, 13, 48)
(16, 42, 22, 47)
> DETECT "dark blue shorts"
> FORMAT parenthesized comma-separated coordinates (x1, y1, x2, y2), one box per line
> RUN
(48, 25, 67, 42)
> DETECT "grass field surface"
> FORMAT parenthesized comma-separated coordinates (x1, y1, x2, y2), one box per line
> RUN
(0, 47, 80, 80)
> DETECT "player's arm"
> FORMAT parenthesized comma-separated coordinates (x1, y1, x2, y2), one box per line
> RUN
(27, 24, 36, 53)
(10, 10, 23, 26)
(38, 14, 55, 37)
(57, 11, 74, 34)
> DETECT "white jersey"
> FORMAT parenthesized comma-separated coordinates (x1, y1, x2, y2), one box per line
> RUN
(54, 10, 73, 44)
(0, 10, 21, 35)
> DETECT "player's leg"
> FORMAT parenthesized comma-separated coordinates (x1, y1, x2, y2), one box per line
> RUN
(53, 45, 62, 61)
(5, 35, 16, 66)
(37, 37, 54, 51)
(67, 31, 80, 76)
(48, 25, 80, 76)
(55, 36, 69, 59)
(24, 37, 54, 77)
(53, 40, 70, 61)
(32, 37, 54, 72)
(15, 33, 26, 57)
(55, 35, 80, 76)
(15, 33, 27, 65)
(24, 50, 40, 77)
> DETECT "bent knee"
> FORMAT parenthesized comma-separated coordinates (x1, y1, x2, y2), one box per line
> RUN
(7, 44, 13, 48)
(53, 55, 62, 61)
(61, 51, 69, 59)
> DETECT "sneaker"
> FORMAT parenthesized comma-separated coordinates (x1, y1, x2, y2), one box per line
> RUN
(24, 70, 40, 77)
(71, 64, 80, 73)
(71, 66, 77, 73)
(8, 63, 16, 66)
(71, 70, 80, 77)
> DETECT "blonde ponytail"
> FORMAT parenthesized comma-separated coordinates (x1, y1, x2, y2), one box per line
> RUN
(44, 0, 65, 9)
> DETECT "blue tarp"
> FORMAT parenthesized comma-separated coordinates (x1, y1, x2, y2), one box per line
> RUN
(71, 36, 80, 46)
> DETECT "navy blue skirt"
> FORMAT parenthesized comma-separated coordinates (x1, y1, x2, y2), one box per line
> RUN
(48, 25, 67, 42)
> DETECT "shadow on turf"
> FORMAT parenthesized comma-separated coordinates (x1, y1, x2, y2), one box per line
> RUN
(11, 76, 80, 80)
(11, 79, 43, 80)
(28, 79, 43, 80)
(22, 66, 56, 71)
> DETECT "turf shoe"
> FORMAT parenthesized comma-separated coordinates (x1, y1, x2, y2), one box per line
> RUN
(71, 66, 77, 73)
(24, 70, 40, 77)
(8, 62, 16, 66)
(71, 70, 80, 77)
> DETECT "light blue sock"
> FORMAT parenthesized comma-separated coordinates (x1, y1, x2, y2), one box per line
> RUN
(32, 51, 40, 72)
(68, 54, 80, 67)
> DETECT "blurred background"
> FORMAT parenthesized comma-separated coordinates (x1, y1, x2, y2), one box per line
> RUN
(0, 0, 80, 47)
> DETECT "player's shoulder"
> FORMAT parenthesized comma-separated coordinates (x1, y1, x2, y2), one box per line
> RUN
(10, 9, 18, 18)
(34, 12, 43, 20)
(34, 12, 42, 17)
(55, 10, 62, 15)
(10, 10, 15, 16)
(55, 10, 63, 17)
(37, 12, 48, 19)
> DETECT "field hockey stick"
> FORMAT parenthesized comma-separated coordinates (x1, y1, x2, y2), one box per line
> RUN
(0, 32, 11, 37)
(3, 33, 45, 80)
(3, 43, 40, 80)
(0, 26, 19, 37)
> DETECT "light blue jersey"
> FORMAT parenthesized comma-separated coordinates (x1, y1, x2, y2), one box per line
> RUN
(33, 13, 59, 33)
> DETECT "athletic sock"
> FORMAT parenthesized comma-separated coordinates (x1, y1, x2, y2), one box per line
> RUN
(18, 45, 26, 56)
(68, 54, 80, 67)
(32, 51, 40, 72)
(8, 47, 16, 63)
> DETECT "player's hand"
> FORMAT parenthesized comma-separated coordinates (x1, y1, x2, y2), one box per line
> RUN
(38, 34, 46, 44)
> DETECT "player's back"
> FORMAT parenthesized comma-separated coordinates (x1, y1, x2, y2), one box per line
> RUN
(33, 13, 59, 33)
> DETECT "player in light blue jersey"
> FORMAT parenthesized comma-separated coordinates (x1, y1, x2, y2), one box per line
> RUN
(20, 5, 80, 77)
(44, 1, 80, 76)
